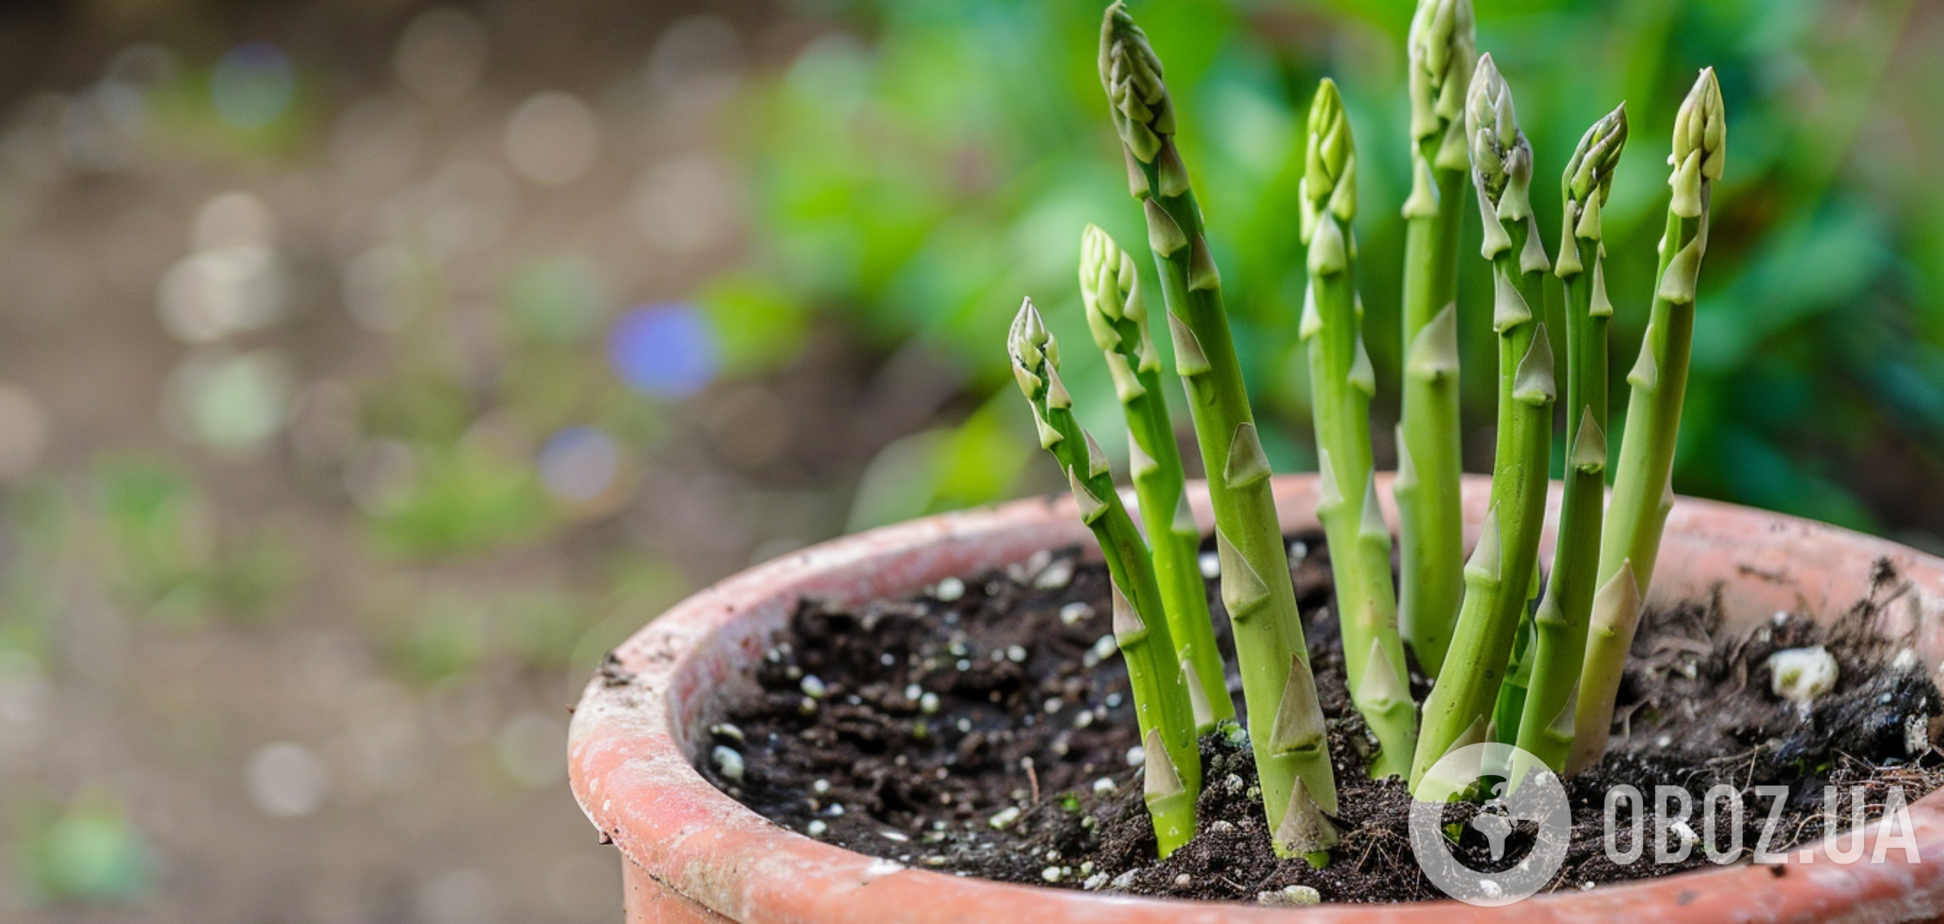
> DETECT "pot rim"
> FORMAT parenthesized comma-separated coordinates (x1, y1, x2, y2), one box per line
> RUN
(570, 474, 1944, 923)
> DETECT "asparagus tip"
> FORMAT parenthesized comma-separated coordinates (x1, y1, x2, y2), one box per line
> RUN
(1099, 2, 1173, 164)
(1672, 67, 1726, 182)
(1407, 0, 1477, 145)
(1303, 78, 1357, 231)
(1006, 297, 1051, 400)
(1466, 53, 1515, 161)
(1467, 54, 1538, 221)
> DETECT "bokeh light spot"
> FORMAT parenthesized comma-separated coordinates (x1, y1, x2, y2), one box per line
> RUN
(395, 7, 489, 102)
(192, 191, 275, 250)
(607, 303, 718, 398)
(631, 153, 741, 255)
(501, 253, 609, 344)
(210, 42, 295, 131)
(505, 91, 599, 186)
(0, 383, 50, 480)
(537, 426, 620, 504)
(247, 742, 328, 817)
(157, 248, 288, 343)
(343, 246, 426, 333)
(164, 350, 293, 452)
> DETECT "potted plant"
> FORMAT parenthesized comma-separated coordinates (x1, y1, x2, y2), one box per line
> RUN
(570, 2, 1944, 919)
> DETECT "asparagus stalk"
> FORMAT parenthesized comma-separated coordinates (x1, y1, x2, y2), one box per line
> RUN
(1395, 0, 1475, 678)
(1571, 70, 1724, 774)
(1410, 55, 1556, 789)
(1515, 105, 1628, 774)
(1299, 80, 1417, 779)
(1491, 571, 1540, 744)
(1079, 224, 1235, 731)
(1098, 2, 1337, 859)
(1007, 299, 1202, 855)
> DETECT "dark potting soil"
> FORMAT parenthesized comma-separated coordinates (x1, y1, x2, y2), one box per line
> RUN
(694, 534, 1944, 904)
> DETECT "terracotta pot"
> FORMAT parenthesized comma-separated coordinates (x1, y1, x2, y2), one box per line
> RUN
(569, 474, 1944, 923)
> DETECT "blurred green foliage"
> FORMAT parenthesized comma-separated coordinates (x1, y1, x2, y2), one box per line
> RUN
(724, 0, 1944, 542)
(90, 457, 299, 625)
(362, 439, 552, 559)
(359, 557, 689, 687)
(13, 789, 152, 905)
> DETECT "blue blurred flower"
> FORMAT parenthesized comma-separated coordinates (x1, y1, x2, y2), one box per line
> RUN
(607, 303, 718, 398)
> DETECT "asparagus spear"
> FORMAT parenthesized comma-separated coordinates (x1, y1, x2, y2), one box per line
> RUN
(1395, 0, 1475, 678)
(1079, 224, 1235, 731)
(1515, 105, 1628, 775)
(1571, 70, 1724, 774)
(1007, 298, 1202, 854)
(1098, 2, 1337, 858)
(1299, 79, 1417, 779)
(1410, 55, 1556, 789)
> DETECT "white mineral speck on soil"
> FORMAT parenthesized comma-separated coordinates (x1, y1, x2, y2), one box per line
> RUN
(710, 745, 744, 781)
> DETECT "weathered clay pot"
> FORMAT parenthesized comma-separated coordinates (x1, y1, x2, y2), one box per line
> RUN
(569, 474, 1944, 922)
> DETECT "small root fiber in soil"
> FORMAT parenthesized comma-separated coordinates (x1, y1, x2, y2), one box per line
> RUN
(694, 535, 1944, 904)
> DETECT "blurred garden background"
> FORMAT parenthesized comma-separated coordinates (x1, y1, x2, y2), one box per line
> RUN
(1, 0, 1940, 921)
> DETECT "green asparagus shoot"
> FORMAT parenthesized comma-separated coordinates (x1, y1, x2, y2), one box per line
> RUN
(1410, 54, 1556, 790)
(1007, 298, 1202, 855)
(1099, 1, 1337, 858)
(1514, 104, 1627, 775)
(1396, 0, 1475, 678)
(1299, 79, 1418, 779)
(1572, 69, 1724, 774)
(1080, 224, 1235, 731)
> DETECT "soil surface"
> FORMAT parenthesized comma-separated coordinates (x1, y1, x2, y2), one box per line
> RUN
(697, 534, 1944, 904)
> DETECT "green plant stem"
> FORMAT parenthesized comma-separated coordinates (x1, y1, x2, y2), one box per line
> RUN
(1395, 174, 1466, 678)
(1516, 105, 1627, 776)
(1301, 80, 1416, 780)
(1411, 56, 1556, 789)
(1081, 224, 1234, 732)
(1007, 301, 1201, 855)
(1099, 3, 1335, 860)
(1492, 580, 1537, 744)
(1572, 71, 1723, 774)
(1395, 0, 1474, 678)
